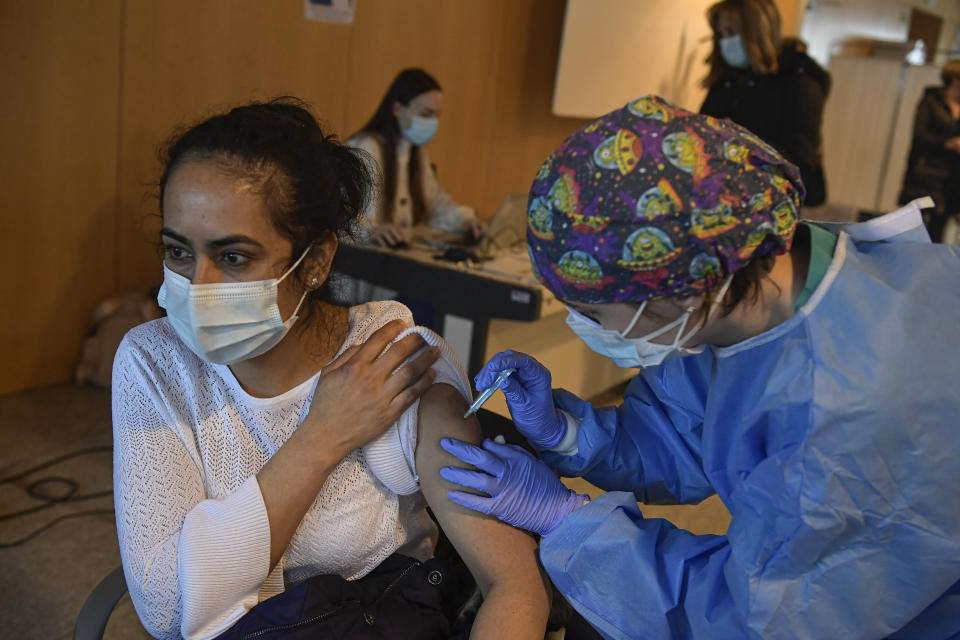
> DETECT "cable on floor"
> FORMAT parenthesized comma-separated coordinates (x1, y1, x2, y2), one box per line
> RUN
(0, 445, 113, 547)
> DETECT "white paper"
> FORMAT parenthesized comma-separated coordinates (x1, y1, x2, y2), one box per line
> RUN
(304, 0, 355, 25)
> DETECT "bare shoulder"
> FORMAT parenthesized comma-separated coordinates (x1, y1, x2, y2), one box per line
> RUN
(413, 383, 536, 575)
(413, 383, 551, 636)
(417, 383, 479, 446)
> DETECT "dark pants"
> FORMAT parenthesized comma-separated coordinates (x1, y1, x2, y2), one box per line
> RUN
(214, 554, 466, 640)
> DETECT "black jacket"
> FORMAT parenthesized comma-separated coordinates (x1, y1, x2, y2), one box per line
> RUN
(899, 86, 960, 214)
(701, 47, 831, 206)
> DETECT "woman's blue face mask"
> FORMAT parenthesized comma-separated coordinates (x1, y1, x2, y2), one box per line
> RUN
(401, 115, 438, 145)
(720, 34, 750, 69)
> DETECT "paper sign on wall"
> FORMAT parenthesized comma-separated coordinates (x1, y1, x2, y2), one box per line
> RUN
(304, 0, 355, 25)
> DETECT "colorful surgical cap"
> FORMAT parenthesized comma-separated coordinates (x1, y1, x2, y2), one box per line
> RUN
(526, 95, 804, 303)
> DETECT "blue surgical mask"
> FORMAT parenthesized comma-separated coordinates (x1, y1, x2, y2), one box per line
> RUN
(157, 246, 312, 365)
(401, 114, 438, 146)
(720, 34, 750, 69)
(565, 276, 733, 369)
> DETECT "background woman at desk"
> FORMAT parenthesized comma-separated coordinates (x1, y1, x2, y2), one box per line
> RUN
(348, 68, 485, 248)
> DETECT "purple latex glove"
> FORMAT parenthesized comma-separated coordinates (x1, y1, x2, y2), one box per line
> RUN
(439, 437, 588, 537)
(474, 351, 567, 450)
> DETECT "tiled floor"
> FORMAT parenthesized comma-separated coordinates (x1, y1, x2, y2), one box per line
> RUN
(0, 380, 730, 639)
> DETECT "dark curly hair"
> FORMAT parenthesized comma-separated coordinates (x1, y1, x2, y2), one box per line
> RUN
(158, 97, 374, 311)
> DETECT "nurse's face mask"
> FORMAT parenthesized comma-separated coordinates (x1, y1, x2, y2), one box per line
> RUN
(157, 246, 312, 365)
(566, 276, 733, 368)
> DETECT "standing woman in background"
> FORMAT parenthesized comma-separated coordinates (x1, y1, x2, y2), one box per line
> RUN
(898, 60, 960, 243)
(347, 68, 485, 247)
(700, 0, 830, 206)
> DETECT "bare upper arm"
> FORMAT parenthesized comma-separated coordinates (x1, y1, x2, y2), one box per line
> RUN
(414, 383, 543, 594)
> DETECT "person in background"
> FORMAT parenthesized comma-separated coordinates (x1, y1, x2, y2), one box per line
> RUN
(440, 96, 960, 639)
(112, 98, 550, 640)
(348, 68, 485, 247)
(898, 59, 960, 242)
(700, 0, 830, 206)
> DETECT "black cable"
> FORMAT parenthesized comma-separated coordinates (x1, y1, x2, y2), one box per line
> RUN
(0, 509, 115, 548)
(0, 445, 112, 483)
(0, 445, 114, 546)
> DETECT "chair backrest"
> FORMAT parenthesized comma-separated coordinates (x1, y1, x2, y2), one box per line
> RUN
(74, 567, 127, 640)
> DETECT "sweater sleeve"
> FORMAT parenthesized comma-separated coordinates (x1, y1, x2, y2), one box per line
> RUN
(417, 146, 477, 232)
(112, 336, 272, 640)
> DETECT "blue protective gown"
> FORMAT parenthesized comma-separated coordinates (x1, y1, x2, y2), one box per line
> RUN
(539, 208, 960, 640)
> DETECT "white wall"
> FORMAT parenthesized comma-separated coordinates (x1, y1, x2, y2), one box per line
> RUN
(801, 0, 960, 67)
(552, 0, 715, 117)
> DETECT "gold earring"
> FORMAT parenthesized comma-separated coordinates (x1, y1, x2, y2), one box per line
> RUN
(308, 276, 320, 289)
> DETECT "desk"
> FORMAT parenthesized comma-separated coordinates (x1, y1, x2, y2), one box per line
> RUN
(335, 242, 559, 376)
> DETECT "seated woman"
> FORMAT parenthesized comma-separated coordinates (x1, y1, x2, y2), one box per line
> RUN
(347, 68, 484, 247)
(111, 98, 550, 640)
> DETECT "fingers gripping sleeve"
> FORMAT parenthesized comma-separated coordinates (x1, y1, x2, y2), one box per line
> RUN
(362, 326, 471, 494)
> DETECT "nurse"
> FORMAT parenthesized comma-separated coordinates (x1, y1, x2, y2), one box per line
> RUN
(439, 96, 960, 639)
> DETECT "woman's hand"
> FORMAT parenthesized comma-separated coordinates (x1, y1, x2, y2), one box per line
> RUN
(307, 319, 440, 460)
(463, 217, 487, 239)
(369, 224, 411, 247)
(259, 319, 439, 569)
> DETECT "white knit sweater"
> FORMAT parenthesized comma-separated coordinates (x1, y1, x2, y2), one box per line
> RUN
(347, 132, 476, 232)
(112, 301, 469, 640)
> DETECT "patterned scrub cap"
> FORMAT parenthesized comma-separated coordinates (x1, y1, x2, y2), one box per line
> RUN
(526, 95, 804, 303)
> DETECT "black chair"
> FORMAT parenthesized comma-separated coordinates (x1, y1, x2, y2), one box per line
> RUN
(73, 566, 127, 640)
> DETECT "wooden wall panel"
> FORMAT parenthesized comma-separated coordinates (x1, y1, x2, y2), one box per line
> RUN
(343, 0, 505, 219)
(483, 0, 591, 216)
(821, 57, 902, 209)
(115, 0, 354, 294)
(0, 0, 122, 394)
(10, 0, 767, 394)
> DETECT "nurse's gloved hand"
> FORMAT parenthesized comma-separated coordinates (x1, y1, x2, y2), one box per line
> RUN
(475, 351, 566, 450)
(440, 438, 587, 537)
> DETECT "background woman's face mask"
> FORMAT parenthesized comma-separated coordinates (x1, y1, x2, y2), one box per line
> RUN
(400, 112, 438, 146)
(157, 247, 311, 365)
(719, 34, 750, 69)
